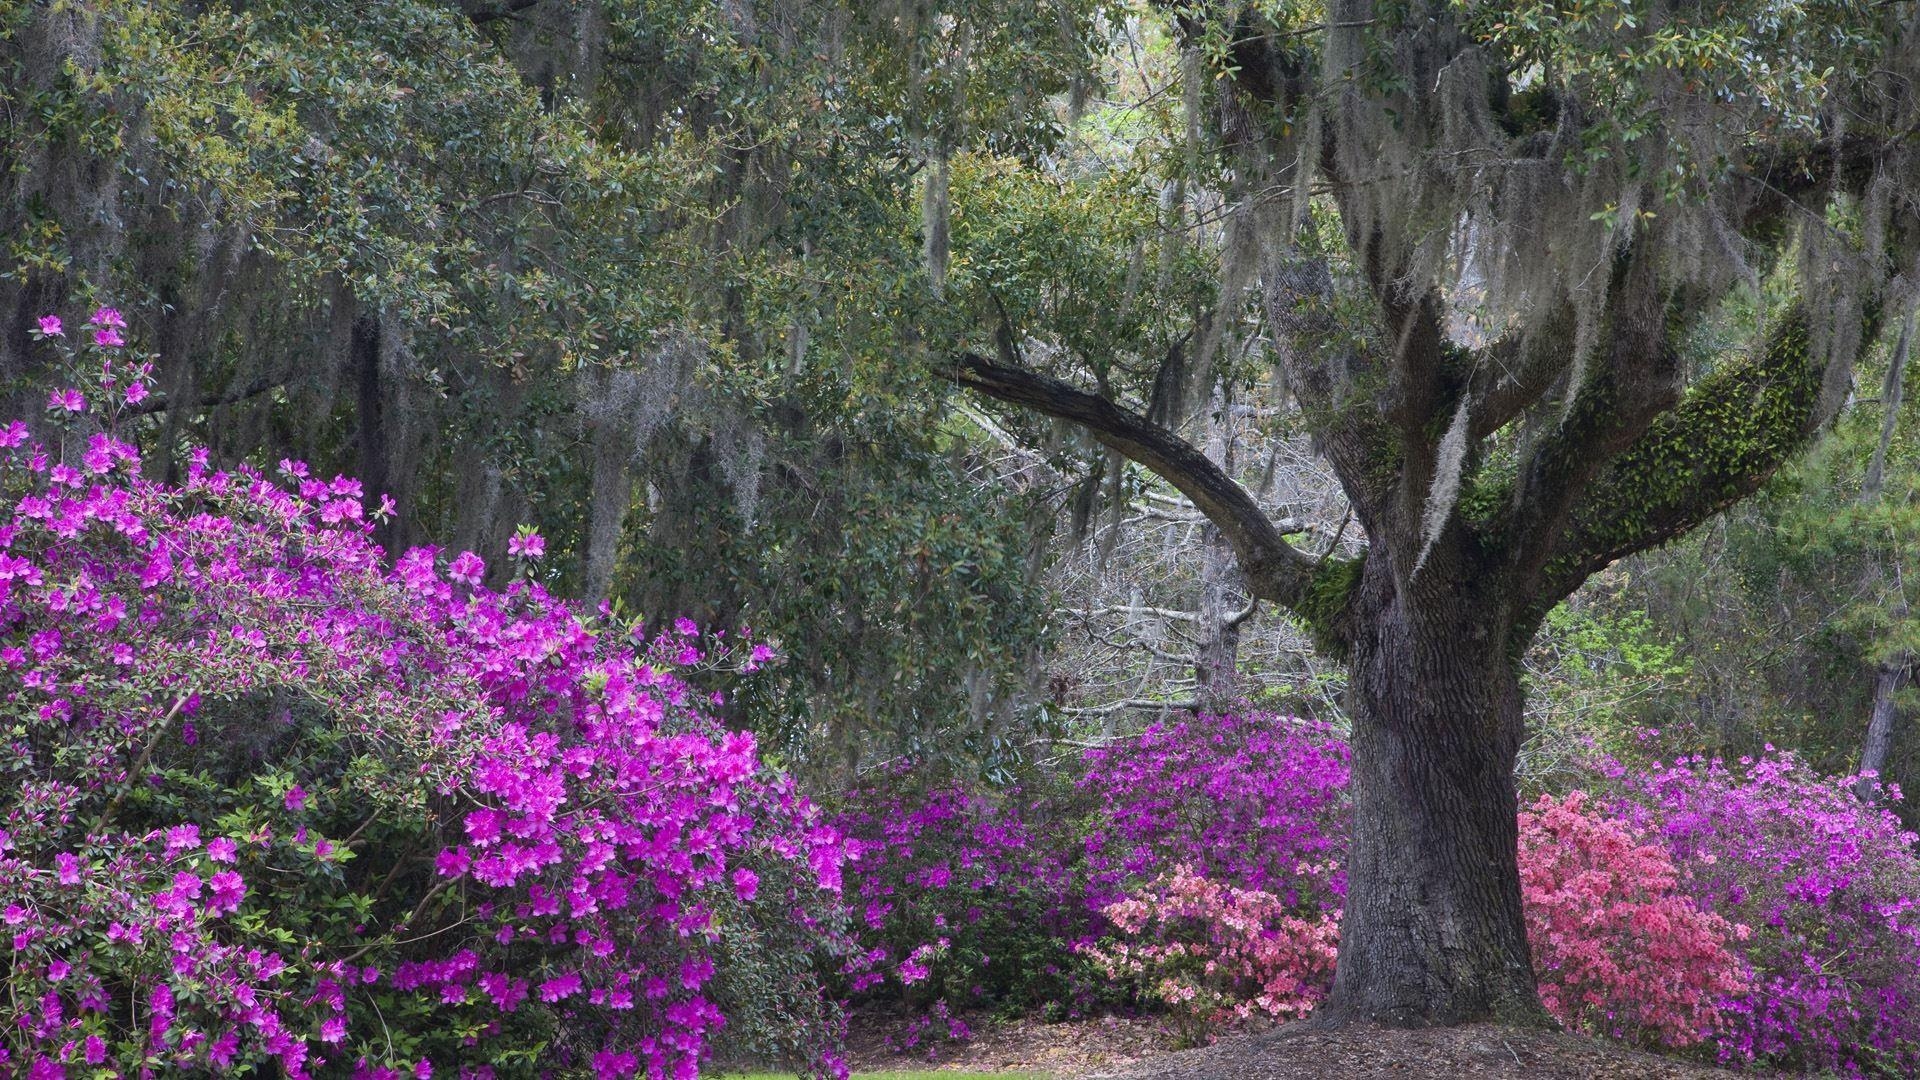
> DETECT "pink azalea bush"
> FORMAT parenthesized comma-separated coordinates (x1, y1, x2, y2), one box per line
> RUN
(1517, 792, 1751, 1048)
(1077, 865, 1339, 1046)
(1080, 790, 1753, 1050)
(832, 712, 1350, 1019)
(1618, 751, 1920, 1075)
(0, 311, 851, 1078)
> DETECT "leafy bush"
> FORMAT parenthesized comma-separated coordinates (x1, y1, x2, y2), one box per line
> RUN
(1619, 751, 1920, 1075)
(1517, 792, 1750, 1047)
(0, 311, 851, 1078)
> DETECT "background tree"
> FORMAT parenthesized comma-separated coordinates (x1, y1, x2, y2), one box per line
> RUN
(951, 0, 1920, 1026)
(0, 0, 1114, 776)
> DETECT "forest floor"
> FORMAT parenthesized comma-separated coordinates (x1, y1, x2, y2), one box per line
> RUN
(1081, 1023, 1739, 1079)
(832, 1008, 1743, 1079)
(840, 1007, 1171, 1076)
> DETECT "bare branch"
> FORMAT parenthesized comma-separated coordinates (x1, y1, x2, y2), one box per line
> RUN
(1061, 604, 1202, 623)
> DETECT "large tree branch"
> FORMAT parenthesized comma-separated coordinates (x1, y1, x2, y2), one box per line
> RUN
(1464, 302, 1579, 440)
(950, 351, 1336, 622)
(1528, 305, 1829, 622)
(124, 376, 285, 417)
(1500, 245, 1686, 589)
(1258, 247, 1400, 523)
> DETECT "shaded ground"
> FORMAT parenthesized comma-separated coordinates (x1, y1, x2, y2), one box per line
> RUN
(837, 1008, 1747, 1079)
(1081, 1022, 1741, 1080)
(844, 1007, 1174, 1076)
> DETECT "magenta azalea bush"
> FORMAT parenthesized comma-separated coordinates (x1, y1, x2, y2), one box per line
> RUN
(0, 311, 851, 1078)
(832, 769, 1082, 1013)
(1618, 751, 1920, 1075)
(1076, 713, 1349, 911)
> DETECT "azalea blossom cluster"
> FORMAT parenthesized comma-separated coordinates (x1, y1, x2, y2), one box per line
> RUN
(1616, 751, 1920, 1075)
(1516, 792, 1751, 1047)
(0, 313, 851, 1078)
(1075, 713, 1350, 911)
(1078, 865, 1340, 1046)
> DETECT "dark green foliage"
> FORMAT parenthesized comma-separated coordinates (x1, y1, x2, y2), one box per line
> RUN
(0, 0, 1121, 776)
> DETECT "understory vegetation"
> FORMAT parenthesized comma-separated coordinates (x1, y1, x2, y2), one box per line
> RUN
(831, 714, 1920, 1076)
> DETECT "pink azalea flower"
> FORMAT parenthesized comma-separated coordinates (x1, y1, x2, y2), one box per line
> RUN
(448, 550, 485, 586)
(507, 528, 546, 560)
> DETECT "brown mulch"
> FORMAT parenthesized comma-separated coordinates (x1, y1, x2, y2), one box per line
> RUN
(844, 1007, 1748, 1079)
(1079, 1022, 1743, 1080)
(844, 1006, 1177, 1074)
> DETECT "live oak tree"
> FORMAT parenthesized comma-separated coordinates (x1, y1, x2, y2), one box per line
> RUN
(952, 0, 1920, 1026)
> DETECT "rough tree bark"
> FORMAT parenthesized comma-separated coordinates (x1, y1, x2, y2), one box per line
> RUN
(1334, 548, 1538, 1022)
(351, 312, 393, 550)
(1860, 664, 1908, 801)
(1856, 311, 1913, 802)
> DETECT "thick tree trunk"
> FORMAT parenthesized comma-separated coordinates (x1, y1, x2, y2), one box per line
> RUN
(1318, 556, 1547, 1026)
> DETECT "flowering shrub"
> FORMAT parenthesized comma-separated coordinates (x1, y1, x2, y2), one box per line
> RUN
(1077, 866, 1339, 1047)
(840, 708, 1920, 1071)
(833, 712, 1349, 1030)
(0, 310, 850, 1078)
(1620, 751, 1920, 1076)
(832, 770, 1082, 1011)
(1077, 713, 1349, 911)
(1516, 792, 1750, 1047)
